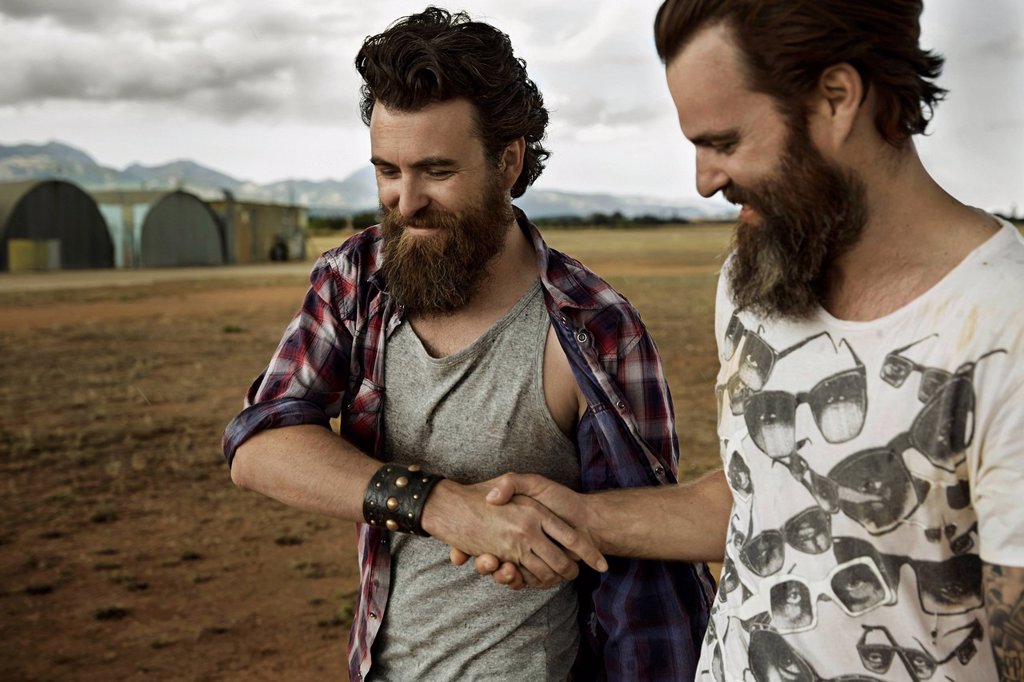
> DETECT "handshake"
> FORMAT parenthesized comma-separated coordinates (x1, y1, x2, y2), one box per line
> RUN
(396, 465, 727, 587)
(421, 472, 609, 590)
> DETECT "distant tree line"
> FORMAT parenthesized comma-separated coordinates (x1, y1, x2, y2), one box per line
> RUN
(533, 212, 691, 229)
(308, 210, 733, 233)
(308, 211, 380, 233)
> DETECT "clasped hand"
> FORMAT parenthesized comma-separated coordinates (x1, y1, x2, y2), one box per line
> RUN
(445, 474, 603, 590)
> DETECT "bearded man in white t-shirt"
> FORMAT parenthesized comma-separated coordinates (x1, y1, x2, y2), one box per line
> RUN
(456, 1, 1024, 679)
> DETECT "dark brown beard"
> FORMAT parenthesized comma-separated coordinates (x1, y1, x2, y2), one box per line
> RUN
(726, 124, 868, 320)
(380, 175, 513, 315)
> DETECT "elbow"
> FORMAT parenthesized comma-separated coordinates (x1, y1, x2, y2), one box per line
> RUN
(229, 447, 255, 490)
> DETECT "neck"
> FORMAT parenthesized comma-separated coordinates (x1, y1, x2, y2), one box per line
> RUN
(823, 142, 998, 320)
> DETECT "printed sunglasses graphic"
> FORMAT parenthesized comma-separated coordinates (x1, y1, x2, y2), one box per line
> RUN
(738, 506, 834, 578)
(754, 435, 970, 537)
(719, 316, 834, 416)
(746, 627, 885, 681)
(832, 535, 983, 616)
(880, 341, 1006, 472)
(856, 621, 982, 680)
(735, 557, 892, 634)
(745, 339, 867, 458)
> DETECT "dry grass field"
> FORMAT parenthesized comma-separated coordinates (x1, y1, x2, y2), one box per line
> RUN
(0, 223, 734, 681)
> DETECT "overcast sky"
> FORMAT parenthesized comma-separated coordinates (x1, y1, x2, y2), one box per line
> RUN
(1, 0, 1021, 213)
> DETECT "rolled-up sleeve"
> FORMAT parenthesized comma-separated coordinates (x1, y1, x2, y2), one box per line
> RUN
(222, 256, 352, 466)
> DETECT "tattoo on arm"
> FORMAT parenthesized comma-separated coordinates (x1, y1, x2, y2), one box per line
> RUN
(985, 563, 1024, 681)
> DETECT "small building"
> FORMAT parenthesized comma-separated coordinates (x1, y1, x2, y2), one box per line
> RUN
(92, 189, 226, 267)
(208, 195, 307, 264)
(0, 179, 113, 271)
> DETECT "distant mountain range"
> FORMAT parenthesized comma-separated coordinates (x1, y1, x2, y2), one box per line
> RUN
(0, 140, 734, 220)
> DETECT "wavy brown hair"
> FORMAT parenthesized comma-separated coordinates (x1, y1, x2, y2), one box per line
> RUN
(355, 7, 550, 198)
(654, 0, 947, 147)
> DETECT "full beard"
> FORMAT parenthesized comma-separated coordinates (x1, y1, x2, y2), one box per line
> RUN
(380, 177, 514, 315)
(726, 124, 868, 320)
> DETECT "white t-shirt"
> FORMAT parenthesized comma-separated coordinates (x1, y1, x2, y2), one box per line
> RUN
(698, 218, 1024, 681)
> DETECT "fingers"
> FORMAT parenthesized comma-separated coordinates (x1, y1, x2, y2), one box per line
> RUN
(492, 561, 526, 590)
(518, 564, 545, 590)
(527, 533, 580, 582)
(472, 553, 500, 575)
(519, 549, 562, 588)
(450, 547, 471, 566)
(541, 514, 607, 573)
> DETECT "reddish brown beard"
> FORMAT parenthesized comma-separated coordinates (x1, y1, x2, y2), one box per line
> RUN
(380, 177, 514, 315)
(726, 125, 868, 320)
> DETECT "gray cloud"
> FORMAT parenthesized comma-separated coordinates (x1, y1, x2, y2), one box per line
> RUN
(0, 2, 361, 124)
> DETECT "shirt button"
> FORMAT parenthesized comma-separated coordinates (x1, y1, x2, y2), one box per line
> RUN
(616, 400, 626, 410)
(654, 465, 665, 476)
(369, 611, 377, 620)
(576, 330, 589, 344)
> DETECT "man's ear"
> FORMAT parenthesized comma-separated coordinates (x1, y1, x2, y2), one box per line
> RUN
(500, 138, 526, 188)
(807, 63, 865, 151)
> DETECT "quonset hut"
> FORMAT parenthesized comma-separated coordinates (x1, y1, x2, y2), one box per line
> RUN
(92, 189, 226, 267)
(208, 195, 307, 264)
(0, 179, 113, 271)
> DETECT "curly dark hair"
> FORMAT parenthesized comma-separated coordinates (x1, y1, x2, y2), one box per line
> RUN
(355, 7, 550, 198)
(654, 0, 947, 147)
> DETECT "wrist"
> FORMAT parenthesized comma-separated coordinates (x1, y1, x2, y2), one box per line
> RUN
(419, 479, 476, 540)
(362, 463, 444, 536)
(580, 491, 612, 556)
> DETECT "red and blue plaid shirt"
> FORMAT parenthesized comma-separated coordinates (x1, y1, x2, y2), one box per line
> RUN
(224, 210, 715, 681)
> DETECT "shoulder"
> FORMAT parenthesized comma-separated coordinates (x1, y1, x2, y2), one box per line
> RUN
(317, 225, 384, 279)
(307, 226, 385, 317)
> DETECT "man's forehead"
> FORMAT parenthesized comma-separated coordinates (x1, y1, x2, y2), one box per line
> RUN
(666, 25, 770, 141)
(369, 99, 484, 160)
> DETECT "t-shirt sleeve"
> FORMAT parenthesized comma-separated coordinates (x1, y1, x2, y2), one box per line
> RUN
(970, 351, 1024, 566)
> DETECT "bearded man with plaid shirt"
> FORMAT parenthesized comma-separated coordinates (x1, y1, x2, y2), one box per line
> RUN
(223, 8, 713, 681)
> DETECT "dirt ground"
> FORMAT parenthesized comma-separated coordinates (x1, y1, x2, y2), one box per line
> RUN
(0, 225, 731, 681)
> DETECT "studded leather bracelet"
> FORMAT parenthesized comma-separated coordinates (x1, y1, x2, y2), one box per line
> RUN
(362, 464, 445, 536)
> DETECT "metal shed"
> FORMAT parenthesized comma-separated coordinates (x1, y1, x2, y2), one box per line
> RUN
(0, 179, 113, 271)
(92, 189, 225, 267)
(208, 196, 308, 264)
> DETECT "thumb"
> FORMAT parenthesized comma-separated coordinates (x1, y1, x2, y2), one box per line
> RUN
(485, 473, 523, 505)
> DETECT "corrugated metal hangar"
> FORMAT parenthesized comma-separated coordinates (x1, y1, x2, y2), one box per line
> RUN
(93, 189, 226, 267)
(0, 180, 310, 271)
(0, 180, 114, 272)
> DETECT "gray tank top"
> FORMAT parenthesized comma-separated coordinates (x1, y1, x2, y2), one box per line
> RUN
(370, 280, 581, 682)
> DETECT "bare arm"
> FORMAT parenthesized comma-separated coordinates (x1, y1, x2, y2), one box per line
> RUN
(984, 562, 1024, 681)
(231, 425, 606, 585)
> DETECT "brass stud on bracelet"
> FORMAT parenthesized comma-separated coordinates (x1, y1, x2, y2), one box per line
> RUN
(362, 463, 444, 536)
(409, 465, 421, 472)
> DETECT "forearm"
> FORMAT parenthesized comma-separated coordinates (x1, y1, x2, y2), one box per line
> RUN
(230, 424, 380, 521)
(583, 468, 732, 562)
(984, 562, 1024, 681)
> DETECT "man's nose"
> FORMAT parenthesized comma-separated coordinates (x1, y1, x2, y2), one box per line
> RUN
(695, 152, 729, 198)
(396, 175, 430, 218)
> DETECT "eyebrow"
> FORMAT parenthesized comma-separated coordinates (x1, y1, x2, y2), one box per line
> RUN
(369, 155, 459, 169)
(688, 129, 740, 147)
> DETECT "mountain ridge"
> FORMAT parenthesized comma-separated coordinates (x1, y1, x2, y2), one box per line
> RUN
(0, 140, 734, 220)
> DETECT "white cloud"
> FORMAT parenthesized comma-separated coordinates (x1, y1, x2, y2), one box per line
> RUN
(0, 0, 1019, 211)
